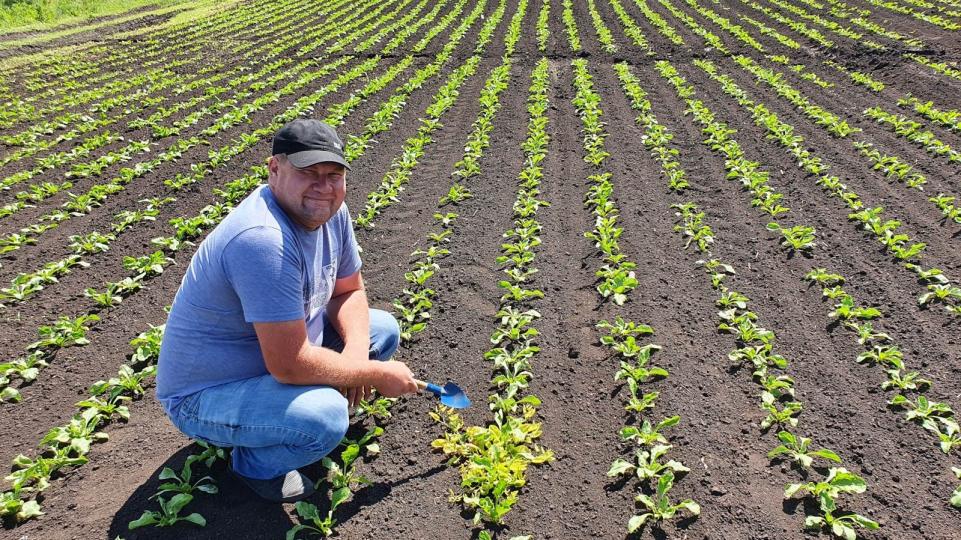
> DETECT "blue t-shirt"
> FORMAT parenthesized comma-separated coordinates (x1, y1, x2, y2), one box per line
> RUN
(155, 185, 362, 413)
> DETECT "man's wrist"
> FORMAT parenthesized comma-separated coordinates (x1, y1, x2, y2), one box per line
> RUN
(362, 359, 385, 388)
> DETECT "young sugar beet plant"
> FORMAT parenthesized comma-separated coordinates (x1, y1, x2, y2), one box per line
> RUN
(430, 58, 553, 534)
(804, 268, 961, 507)
(670, 203, 877, 538)
(130, 441, 227, 531)
(599, 319, 700, 532)
(572, 59, 638, 306)
(0, 314, 99, 403)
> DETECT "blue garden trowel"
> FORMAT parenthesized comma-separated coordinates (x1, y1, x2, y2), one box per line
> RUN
(415, 379, 471, 409)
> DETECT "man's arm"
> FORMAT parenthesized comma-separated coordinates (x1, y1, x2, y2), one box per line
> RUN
(253, 319, 416, 397)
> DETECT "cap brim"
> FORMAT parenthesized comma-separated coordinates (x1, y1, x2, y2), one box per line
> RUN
(287, 150, 351, 170)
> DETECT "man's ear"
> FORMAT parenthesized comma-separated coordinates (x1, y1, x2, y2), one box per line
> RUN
(267, 155, 281, 181)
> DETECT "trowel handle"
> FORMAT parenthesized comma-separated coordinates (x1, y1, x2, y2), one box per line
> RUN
(414, 379, 442, 395)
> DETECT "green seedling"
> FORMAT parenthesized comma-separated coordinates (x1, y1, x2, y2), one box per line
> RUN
(768, 431, 841, 468)
(760, 391, 802, 431)
(785, 468, 877, 540)
(608, 444, 689, 480)
(629, 470, 700, 532)
(767, 222, 816, 252)
(40, 407, 107, 455)
(151, 457, 218, 499)
(620, 416, 680, 446)
(128, 493, 206, 529)
(1, 490, 42, 521)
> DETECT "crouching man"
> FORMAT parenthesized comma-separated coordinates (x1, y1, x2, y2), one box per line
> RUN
(156, 119, 419, 503)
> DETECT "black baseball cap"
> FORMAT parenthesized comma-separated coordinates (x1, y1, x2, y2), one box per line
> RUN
(272, 119, 351, 170)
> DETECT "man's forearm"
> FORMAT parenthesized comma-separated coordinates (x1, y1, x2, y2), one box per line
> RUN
(280, 344, 383, 387)
(325, 286, 370, 352)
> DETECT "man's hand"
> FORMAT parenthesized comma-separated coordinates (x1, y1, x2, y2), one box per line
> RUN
(372, 360, 419, 397)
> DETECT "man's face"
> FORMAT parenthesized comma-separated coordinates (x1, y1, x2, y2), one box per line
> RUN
(267, 156, 347, 230)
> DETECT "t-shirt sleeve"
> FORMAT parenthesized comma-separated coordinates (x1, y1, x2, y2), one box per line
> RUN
(337, 204, 363, 279)
(221, 226, 305, 323)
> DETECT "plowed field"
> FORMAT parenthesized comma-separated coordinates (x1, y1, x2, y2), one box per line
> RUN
(2, 0, 961, 538)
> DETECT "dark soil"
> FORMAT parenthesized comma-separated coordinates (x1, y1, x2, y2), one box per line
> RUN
(2, 0, 961, 539)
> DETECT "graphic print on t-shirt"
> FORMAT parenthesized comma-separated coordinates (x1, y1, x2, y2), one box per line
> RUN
(304, 262, 336, 320)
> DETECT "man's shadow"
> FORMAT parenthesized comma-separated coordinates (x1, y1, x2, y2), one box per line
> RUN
(107, 444, 294, 539)
(108, 424, 447, 539)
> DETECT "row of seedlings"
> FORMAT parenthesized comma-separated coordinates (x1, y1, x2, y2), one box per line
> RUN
(587, 0, 619, 53)
(572, 57, 698, 531)
(736, 0, 837, 48)
(431, 56, 553, 539)
(389, 0, 516, 344)
(604, 61, 700, 536)
(537, 0, 550, 52)
(286, 2, 526, 536)
(562, 0, 583, 52)
(803, 268, 961, 508)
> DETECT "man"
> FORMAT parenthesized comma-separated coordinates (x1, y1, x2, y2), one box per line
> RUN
(156, 119, 420, 503)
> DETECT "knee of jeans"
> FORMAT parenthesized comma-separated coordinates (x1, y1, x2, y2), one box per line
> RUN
(291, 390, 349, 454)
(370, 310, 400, 361)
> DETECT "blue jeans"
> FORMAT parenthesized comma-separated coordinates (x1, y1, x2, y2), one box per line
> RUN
(167, 309, 400, 480)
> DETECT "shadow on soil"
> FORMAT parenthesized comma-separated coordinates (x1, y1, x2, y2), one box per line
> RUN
(108, 424, 448, 539)
(107, 444, 294, 539)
